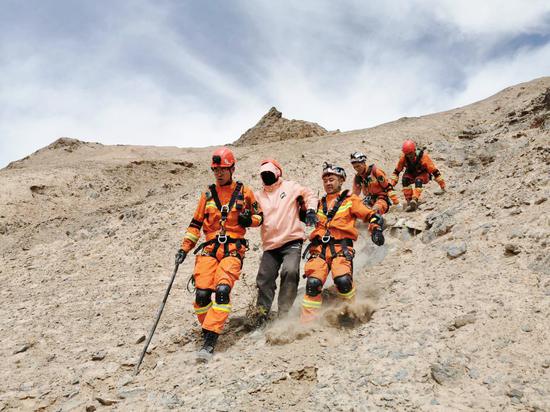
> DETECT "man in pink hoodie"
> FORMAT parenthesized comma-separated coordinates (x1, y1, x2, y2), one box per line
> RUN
(254, 159, 318, 322)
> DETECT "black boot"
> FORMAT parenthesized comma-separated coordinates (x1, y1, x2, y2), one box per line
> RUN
(196, 329, 219, 362)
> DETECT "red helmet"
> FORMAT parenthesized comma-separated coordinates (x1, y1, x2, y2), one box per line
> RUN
(211, 147, 236, 168)
(402, 140, 416, 154)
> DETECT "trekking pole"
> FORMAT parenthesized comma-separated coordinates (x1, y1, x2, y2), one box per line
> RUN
(134, 261, 181, 375)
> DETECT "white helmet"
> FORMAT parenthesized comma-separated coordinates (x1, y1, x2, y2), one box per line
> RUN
(322, 162, 346, 180)
(350, 151, 367, 164)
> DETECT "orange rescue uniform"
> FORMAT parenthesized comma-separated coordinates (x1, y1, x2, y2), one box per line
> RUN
(181, 181, 262, 334)
(390, 149, 445, 202)
(352, 164, 399, 214)
(301, 191, 380, 322)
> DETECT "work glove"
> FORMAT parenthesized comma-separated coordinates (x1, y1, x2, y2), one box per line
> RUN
(238, 210, 253, 228)
(304, 209, 318, 227)
(362, 196, 373, 206)
(175, 249, 187, 265)
(371, 229, 385, 246)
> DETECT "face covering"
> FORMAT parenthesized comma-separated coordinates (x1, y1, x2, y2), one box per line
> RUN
(261, 171, 278, 186)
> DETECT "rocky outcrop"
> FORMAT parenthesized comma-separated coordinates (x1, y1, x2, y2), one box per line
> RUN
(233, 107, 329, 146)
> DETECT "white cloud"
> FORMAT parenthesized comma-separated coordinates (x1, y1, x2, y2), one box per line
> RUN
(1, 0, 550, 167)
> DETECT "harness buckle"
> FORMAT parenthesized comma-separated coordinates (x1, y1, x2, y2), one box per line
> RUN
(220, 205, 230, 214)
(321, 235, 331, 244)
(217, 234, 228, 244)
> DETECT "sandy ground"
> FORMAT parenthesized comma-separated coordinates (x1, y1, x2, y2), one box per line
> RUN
(1, 77, 549, 411)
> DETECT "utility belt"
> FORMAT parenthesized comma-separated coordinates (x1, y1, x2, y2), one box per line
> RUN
(302, 236, 354, 261)
(405, 168, 432, 179)
(193, 234, 249, 260)
(364, 193, 392, 207)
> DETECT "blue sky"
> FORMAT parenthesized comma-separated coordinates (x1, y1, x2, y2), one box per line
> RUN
(1, 0, 550, 167)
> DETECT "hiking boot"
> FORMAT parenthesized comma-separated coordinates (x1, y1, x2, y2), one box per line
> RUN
(196, 330, 218, 362)
(246, 305, 269, 330)
(405, 199, 418, 212)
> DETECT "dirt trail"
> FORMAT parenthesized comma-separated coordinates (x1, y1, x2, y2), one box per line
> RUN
(1, 77, 549, 411)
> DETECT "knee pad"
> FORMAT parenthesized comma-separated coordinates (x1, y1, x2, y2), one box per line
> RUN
(195, 288, 212, 307)
(306, 277, 323, 297)
(334, 275, 353, 294)
(414, 178, 423, 188)
(215, 284, 231, 304)
(402, 176, 412, 187)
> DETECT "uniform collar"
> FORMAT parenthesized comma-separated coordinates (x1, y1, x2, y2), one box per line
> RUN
(263, 178, 283, 193)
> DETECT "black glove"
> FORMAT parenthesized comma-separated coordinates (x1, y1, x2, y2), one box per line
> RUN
(362, 196, 373, 206)
(371, 229, 385, 246)
(175, 249, 187, 264)
(238, 210, 253, 228)
(304, 209, 318, 227)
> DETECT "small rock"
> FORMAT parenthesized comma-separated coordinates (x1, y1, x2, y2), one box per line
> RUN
(483, 376, 495, 385)
(447, 242, 467, 259)
(118, 387, 146, 399)
(96, 397, 118, 406)
(91, 351, 106, 361)
(85, 406, 96, 412)
(159, 392, 183, 408)
(451, 313, 476, 329)
(507, 389, 524, 399)
(117, 374, 133, 388)
(13, 342, 33, 354)
(430, 361, 464, 385)
(521, 325, 533, 333)
(542, 360, 550, 369)
(468, 368, 480, 379)
(19, 382, 34, 391)
(135, 335, 146, 344)
(504, 244, 521, 256)
(534, 197, 547, 205)
(394, 369, 408, 381)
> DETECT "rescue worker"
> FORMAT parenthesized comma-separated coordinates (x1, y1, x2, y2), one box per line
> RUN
(301, 162, 384, 323)
(254, 159, 318, 324)
(175, 147, 263, 361)
(350, 151, 399, 214)
(390, 140, 446, 212)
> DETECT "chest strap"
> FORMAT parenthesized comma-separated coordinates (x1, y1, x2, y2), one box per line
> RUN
(209, 181, 244, 234)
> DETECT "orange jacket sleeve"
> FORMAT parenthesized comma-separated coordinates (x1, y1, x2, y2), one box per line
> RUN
(422, 153, 446, 188)
(181, 192, 206, 252)
(420, 152, 437, 174)
(244, 187, 263, 227)
(349, 194, 379, 231)
(391, 154, 406, 184)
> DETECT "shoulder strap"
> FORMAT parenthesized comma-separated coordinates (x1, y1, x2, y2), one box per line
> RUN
(209, 184, 222, 209)
(208, 181, 243, 221)
(326, 190, 349, 221)
(227, 182, 243, 213)
(414, 149, 424, 169)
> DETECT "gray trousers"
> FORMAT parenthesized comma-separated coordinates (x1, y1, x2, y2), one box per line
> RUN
(256, 239, 303, 315)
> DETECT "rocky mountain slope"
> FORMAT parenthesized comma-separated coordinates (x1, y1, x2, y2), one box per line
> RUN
(233, 107, 329, 146)
(1, 77, 549, 411)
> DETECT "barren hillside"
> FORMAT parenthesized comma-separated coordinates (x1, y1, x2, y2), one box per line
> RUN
(1, 77, 549, 411)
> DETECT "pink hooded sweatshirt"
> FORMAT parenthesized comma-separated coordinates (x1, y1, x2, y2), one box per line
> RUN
(255, 161, 318, 251)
